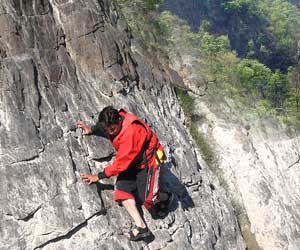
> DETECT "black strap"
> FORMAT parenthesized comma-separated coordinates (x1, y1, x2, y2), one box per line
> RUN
(145, 166, 153, 200)
(142, 140, 159, 166)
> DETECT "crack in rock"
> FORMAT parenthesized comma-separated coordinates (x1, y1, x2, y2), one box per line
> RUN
(88, 152, 115, 162)
(10, 153, 40, 166)
(33, 209, 106, 250)
(77, 23, 104, 38)
(288, 154, 300, 169)
(17, 205, 42, 222)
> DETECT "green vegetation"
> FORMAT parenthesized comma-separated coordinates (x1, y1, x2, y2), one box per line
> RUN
(175, 88, 216, 166)
(234, 59, 289, 108)
(118, 0, 300, 133)
(174, 88, 195, 117)
(119, 0, 161, 11)
(161, 0, 300, 71)
(190, 123, 215, 166)
(116, 0, 300, 128)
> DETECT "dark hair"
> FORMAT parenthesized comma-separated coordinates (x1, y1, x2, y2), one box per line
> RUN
(96, 106, 121, 129)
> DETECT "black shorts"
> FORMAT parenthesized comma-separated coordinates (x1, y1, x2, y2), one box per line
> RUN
(114, 164, 161, 209)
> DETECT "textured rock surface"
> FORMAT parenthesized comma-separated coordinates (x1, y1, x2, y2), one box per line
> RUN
(193, 100, 300, 250)
(0, 1, 245, 250)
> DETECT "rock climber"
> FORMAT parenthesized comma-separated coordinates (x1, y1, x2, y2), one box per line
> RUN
(77, 106, 173, 241)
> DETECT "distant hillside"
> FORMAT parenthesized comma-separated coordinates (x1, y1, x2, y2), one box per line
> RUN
(160, 0, 204, 31)
(161, 0, 300, 72)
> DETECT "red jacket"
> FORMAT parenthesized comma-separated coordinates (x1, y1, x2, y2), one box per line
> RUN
(104, 109, 163, 177)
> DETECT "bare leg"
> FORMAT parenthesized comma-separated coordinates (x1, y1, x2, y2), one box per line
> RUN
(122, 199, 146, 236)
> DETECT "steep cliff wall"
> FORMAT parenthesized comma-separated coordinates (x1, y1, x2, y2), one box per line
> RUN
(195, 101, 300, 250)
(0, 1, 244, 250)
(164, 27, 300, 250)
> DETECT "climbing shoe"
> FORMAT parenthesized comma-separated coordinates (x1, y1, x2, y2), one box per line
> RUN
(152, 192, 174, 219)
(128, 226, 151, 241)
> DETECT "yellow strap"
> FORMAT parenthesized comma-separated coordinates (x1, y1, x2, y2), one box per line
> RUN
(155, 149, 164, 165)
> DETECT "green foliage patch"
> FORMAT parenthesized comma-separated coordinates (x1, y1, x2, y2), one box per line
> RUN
(117, 0, 300, 128)
(118, 0, 161, 11)
(175, 88, 216, 166)
(174, 88, 194, 116)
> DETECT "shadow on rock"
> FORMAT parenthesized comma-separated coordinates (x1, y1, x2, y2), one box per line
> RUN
(93, 160, 194, 222)
(96, 182, 114, 191)
(143, 233, 155, 244)
(94, 182, 115, 214)
(150, 162, 195, 220)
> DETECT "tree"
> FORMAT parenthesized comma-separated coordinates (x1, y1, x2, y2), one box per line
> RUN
(235, 59, 272, 98)
(200, 32, 230, 78)
(267, 71, 289, 108)
(118, 0, 161, 11)
(143, 0, 162, 10)
(288, 66, 300, 112)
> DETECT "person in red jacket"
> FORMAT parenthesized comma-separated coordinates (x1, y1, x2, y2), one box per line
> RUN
(77, 106, 172, 241)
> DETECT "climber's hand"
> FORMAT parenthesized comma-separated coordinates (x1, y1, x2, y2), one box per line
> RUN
(80, 173, 99, 184)
(77, 121, 93, 135)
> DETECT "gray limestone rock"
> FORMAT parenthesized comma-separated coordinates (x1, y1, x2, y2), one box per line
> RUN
(0, 1, 245, 250)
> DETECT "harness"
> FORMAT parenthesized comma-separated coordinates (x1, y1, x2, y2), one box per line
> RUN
(138, 124, 164, 202)
(113, 110, 164, 201)
(114, 109, 162, 168)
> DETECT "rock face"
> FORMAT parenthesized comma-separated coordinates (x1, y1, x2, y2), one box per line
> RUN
(162, 16, 300, 249)
(195, 102, 300, 250)
(0, 1, 244, 250)
(155, 0, 300, 246)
